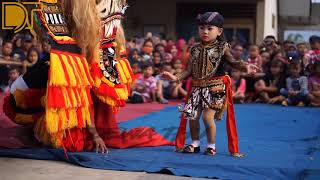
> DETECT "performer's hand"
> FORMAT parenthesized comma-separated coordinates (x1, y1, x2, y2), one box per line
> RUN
(94, 136, 108, 154)
(161, 71, 177, 82)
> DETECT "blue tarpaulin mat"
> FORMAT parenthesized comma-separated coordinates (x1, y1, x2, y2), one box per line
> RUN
(0, 104, 319, 179)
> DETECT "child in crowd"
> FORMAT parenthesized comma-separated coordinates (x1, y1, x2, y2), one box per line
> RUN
(152, 51, 162, 75)
(0, 40, 13, 61)
(163, 53, 173, 64)
(230, 68, 246, 103)
(308, 61, 320, 106)
(22, 48, 39, 74)
(171, 59, 187, 99)
(129, 64, 157, 103)
(281, 59, 308, 106)
(156, 63, 173, 103)
(304, 35, 320, 73)
(255, 58, 286, 104)
(247, 44, 262, 70)
(8, 67, 21, 87)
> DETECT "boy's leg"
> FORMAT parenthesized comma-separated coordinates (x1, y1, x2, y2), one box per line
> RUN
(189, 108, 202, 144)
(183, 108, 202, 153)
(203, 108, 217, 155)
(202, 108, 216, 146)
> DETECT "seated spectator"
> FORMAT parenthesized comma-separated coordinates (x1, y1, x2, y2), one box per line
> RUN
(247, 44, 262, 70)
(260, 50, 271, 73)
(128, 48, 143, 66)
(154, 43, 165, 55)
(141, 39, 154, 63)
(304, 35, 320, 74)
(22, 48, 39, 74)
(163, 53, 173, 64)
(232, 44, 244, 61)
(12, 34, 33, 61)
(281, 59, 308, 106)
(0, 40, 13, 60)
(255, 58, 286, 104)
(152, 51, 162, 75)
(0, 40, 13, 92)
(156, 63, 173, 102)
(308, 61, 320, 106)
(131, 62, 142, 80)
(244, 44, 264, 102)
(171, 60, 187, 99)
(129, 64, 157, 103)
(283, 40, 295, 56)
(297, 42, 308, 60)
(231, 68, 246, 103)
(8, 67, 21, 88)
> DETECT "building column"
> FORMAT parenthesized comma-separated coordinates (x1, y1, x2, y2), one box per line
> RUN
(256, 0, 278, 44)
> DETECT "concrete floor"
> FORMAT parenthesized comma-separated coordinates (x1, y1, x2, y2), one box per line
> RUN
(0, 158, 208, 180)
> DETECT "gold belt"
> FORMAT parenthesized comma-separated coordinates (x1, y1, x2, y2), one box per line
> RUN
(192, 78, 225, 88)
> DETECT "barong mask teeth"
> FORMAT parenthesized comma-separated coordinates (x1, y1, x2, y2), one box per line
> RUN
(96, 0, 128, 84)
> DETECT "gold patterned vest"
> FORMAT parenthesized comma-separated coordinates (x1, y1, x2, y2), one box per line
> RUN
(190, 41, 227, 80)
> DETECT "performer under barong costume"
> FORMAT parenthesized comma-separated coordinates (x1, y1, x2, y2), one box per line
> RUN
(3, 0, 172, 153)
(162, 12, 258, 157)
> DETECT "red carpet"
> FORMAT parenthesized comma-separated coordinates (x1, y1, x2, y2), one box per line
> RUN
(116, 101, 180, 122)
(0, 93, 179, 148)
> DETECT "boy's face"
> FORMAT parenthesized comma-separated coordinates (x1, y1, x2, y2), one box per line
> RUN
(289, 64, 301, 77)
(163, 65, 172, 73)
(297, 44, 307, 55)
(198, 25, 222, 43)
(143, 66, 153, 77)
(9, 70, 19, 81)
(233, 45, 243, 59)
(2, 43, 13, 56)
(249, 46, 259, 58)
(270, 64, 281, 76)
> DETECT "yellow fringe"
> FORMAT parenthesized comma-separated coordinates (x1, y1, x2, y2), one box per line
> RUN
(49, 53, 68, 86)
(116, 62, 128, 84)
(60, 54, 77, 87)
(119, 59, 133, 83)
(115, 87, 129, 100)
(96, 95, 117, 107)
(101, 77, 115, 87)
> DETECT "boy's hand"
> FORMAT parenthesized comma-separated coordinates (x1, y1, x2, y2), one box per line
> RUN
(246, 64, 259, 75)
(161, 71, 178, 82)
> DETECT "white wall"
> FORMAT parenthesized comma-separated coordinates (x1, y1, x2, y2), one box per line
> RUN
(263, 0, 278, 38)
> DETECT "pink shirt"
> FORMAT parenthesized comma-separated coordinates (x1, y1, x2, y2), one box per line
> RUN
(135, 75, 157, 102)
(304, 50, 320, 66)
(232, 78, 246, 95)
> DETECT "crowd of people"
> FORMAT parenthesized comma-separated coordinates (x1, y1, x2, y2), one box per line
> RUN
(125, 33, 320, 107)
(1, 32, 320, 107)
(0, 32, 51, 92)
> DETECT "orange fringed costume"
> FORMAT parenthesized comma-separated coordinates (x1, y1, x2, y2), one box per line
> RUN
(3, 0, 173, 151)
